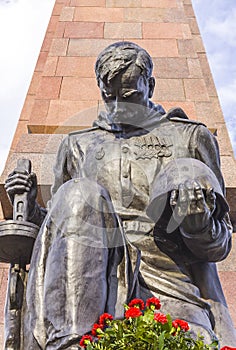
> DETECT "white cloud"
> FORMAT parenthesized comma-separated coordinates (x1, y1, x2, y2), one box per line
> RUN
(205, 8, 236, 47)
(218, 79, 236, 109)
(223, 112, 236, 155)
(218, 79, 236, 152)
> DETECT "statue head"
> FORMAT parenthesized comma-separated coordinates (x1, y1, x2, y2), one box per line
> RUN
(95, 42, 156, 124)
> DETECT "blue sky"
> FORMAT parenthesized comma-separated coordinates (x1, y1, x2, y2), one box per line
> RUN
(0, 0, 235, 174)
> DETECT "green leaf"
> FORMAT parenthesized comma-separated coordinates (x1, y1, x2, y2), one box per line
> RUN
(158, 331, 166, 350)
(118, 322, 123, 340)
(166, 314, 173, 330)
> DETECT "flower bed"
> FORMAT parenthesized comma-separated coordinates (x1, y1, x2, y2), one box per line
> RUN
(79, 297, 236, 350)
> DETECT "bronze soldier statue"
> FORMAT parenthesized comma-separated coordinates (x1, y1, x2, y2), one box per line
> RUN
(5, 42, 236, 349)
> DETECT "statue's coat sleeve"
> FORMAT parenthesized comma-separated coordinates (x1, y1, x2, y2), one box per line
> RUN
(181, 125, 232, 262)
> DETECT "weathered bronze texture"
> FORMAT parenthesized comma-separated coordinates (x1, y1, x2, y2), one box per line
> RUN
(4, 42, 236, 348)
(1, 159, 39, 349)
(1, 159, 38, 265)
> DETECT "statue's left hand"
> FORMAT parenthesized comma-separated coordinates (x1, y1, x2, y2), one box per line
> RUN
(170, 180, 216, 234)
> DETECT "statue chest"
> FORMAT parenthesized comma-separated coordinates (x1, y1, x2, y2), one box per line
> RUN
(74, 128, 191, 213)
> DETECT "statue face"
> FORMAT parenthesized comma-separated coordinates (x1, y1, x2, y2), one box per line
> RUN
(99, 64, 155, 124)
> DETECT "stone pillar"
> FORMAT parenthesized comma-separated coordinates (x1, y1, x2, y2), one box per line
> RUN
(0, 0, 235, 345)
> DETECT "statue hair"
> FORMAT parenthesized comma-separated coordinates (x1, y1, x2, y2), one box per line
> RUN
(95, 41, 153, 85)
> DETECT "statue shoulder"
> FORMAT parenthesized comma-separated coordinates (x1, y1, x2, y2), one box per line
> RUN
(68, 126, 100, 137)
(66, 126, 110, 151)
(67, 126, 102, 142)
(165, 107, 206, 127)
(57, 127, 101, 152)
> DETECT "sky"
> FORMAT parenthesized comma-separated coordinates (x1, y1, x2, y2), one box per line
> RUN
(192, 0, 236, 154)
(0, 0, 235, 174)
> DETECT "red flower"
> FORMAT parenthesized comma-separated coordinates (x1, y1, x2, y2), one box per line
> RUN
(125, 307, 142, 319)
(172, 319, 189, 332)
(154, 312, 168, 324)
(221, 348, 236, 350)
(99, 313, 113, 325)
(79, 335, 93, 348)
(146, 297, 161, 310)
(128, 298, 145, 310)
(91, 323, 103, 336)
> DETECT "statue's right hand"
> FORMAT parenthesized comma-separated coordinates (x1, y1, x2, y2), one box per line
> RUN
(4, 171, 38, 206)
